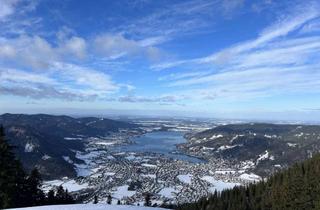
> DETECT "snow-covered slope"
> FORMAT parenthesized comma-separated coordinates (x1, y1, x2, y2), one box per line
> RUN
(9, 204, 169, 210)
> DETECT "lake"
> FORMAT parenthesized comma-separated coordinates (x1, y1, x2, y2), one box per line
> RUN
(113, 131, 205, 163)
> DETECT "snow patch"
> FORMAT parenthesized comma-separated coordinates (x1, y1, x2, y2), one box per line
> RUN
(141, 163, 157, 168)
(25, 142, 35, 152)
(95, 141, 116, 146)
(230, 135, 239, 143)
(257, 150, 269, 162)
(63, 156, 73, 164)
(64, 137, 83, 140)
(125, 155, 136, 160)
(112, 185, 136, 200)
(158, 187, 178, 198)
(201, 176, 239, 192)
(42, 155, 51, 160)
(217, 144, 241, 151)
(44, 179, 89, 192)
(9, 204, 167, 210)
(74, 164, 92, 176)
(287, 142, 297, 147)
(239, 173, 261, 182)
(177, 174, 192, 184)
(215, 170, 236, 175)
(141, 174, 156, 179)
(210, 134, 223, 140)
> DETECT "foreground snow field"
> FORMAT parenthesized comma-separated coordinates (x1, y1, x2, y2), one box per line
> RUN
(9, 204, 170, 210)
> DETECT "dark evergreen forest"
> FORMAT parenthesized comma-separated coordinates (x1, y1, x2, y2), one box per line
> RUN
(0, 125, 74, 209)
(176, 153, 320, 210)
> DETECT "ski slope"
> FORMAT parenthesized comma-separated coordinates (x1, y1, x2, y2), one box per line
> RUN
(9, 204, 170, 210)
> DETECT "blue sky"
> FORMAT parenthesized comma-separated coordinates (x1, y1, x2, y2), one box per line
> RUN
(0, 0, 320, 121)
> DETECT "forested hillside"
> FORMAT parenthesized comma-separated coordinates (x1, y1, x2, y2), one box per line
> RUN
(177, 153, 320, 210)
(180, 123, 320, 177)
(0, 113, 137, 179)
(0, 126, 74, 209)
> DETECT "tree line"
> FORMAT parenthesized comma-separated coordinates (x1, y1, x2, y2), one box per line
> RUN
(0, 125, 74, 209)
(176, 153, 320, 210)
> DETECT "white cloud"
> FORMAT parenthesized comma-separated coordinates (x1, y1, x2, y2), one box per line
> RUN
(117, 0, 239, 39)
(0, 35, 89, 69)
(138, 36, 168, 47)
(118, 94, 186, 104)
(151, 60, 190, 71)
(60, 36, 87, 59)
(93, 34, 139, 58)
(52, 62, 118, 93)
(20, 36, 57, 69)
(299, 18, 320, 34)
(0, 68, 55, 84)
(0, 62, 122, 100)
(221, 0, 244, 17)
(0, 0, 19, 21)
(0, 44, 15, 58)
(198, 5, 320, 65)
(156, 2, 320, 102)
(93, 33, 162, 60)
(1, 0, 319, 109)
(0, 0, 40, 36)
(158, 71, 212, 81)
(0, 68, 83, 100)
(153, 2, 320, 70)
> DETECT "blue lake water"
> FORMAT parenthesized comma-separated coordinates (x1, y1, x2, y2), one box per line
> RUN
(113, 131, 205, 163)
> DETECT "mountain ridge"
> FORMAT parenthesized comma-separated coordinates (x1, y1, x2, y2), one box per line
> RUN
(179, 123, 320, 177)
(0, 113, 138, 179)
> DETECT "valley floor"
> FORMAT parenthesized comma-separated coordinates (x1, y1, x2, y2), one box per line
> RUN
(43, 120, 261, 205)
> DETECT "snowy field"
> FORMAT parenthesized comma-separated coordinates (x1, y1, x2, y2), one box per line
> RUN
(8, 204, 169, 210)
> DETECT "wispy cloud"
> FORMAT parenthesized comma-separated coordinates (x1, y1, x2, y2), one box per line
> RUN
(299, 18, 320, 34)
(116, 0, 243, 40)
(51, 62, 118, 93)
(155, 2, 320, 102)
(0, 62, 121, 101)
(1, 0, 320, 117)
(118, 94, 187, 105)
(152, 2, 320, 70)
(0, 0, 40, 36)
(0, 35, 88, 69)
(158, 71, 212, 81)
(0, 0, 20, 21)
(93, 33, 162, 61)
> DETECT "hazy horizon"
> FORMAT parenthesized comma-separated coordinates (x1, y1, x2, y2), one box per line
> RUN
(1, 110, 320, 124)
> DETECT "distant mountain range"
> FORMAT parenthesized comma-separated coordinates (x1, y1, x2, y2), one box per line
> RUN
(180, 123, 320, 176)
(0, 113, 137, 179)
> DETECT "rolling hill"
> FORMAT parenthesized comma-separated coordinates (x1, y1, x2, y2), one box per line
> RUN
(0, 113, 137, 179)
(179, 123, 320, 177)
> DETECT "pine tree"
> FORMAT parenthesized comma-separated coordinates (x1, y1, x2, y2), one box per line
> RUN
(0, 125, 26, 208)
(64, 189, 75, 204)
(26, 168, 45, 206)
(46, 189, 56, 205)
(144, 193, 152, 206)
(107, 194, 112, 204)
(0, 126, 74, 208)
(93, 195, 98, 204)
(56, 185, 66, 203)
